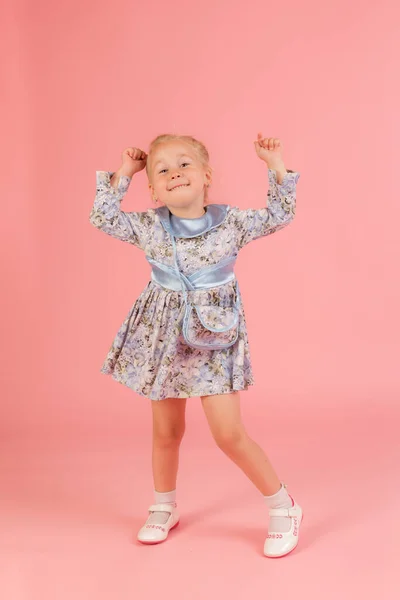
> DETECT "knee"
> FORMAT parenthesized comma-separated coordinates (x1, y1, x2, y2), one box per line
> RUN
(213, 426, 246, 454)
(153, 424, 185, 448)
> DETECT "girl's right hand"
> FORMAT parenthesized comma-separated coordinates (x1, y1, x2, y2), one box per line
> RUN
(121, 147, 147, 175)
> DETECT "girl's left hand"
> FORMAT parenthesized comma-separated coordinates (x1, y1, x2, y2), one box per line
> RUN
(254, 133, 284, 167)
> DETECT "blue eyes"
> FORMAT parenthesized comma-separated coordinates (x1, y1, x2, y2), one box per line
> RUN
(159, 162, 189, 174)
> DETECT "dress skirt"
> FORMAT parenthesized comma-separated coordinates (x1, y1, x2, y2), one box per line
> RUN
(100, 279, 255, 401)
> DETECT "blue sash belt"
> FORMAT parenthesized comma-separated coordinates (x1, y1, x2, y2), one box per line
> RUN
(146, 255, 237, 292)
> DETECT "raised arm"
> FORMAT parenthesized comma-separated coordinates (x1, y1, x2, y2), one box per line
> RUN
(230, 167, 300, 249)
(89, 148, 154, 249)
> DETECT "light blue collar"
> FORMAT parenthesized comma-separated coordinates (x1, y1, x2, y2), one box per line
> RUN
(156, 204, 228, 238)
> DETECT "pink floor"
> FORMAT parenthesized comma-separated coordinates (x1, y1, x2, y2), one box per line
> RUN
(0, 401, 397, 599)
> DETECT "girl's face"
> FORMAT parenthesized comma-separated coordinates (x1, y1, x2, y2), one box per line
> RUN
(148, 141, 212, 216)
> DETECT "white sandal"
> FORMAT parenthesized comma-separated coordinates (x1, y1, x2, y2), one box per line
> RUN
(137, 503, 180, 544)
(264, 502, 303, 558)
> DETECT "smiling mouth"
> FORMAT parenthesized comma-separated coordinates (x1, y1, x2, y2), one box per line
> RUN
(169, 184, 189, 191)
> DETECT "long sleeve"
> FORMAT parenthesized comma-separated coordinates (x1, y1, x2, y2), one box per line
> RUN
(230, 168, 300, 250)
(89, 171, 155, 250)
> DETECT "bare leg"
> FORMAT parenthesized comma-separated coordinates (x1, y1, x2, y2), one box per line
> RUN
(201, 392, 303, 557)
(137, 397, 186, 543)
(201, 392, 281, 496)
(151, 397, 187, 492)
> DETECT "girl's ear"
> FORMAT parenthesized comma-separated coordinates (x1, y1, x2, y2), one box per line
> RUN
(148, 184, 157, 203)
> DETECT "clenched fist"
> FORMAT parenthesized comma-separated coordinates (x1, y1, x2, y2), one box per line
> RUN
(121, 147, 148, 175)
(254, 133, 285, 169)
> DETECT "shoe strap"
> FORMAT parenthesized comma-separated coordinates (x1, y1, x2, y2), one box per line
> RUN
(269, 507, 298, 518)
(148, 503, 175, 514)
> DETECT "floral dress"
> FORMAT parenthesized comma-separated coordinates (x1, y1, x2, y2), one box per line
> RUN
(89, 168, 300, 401)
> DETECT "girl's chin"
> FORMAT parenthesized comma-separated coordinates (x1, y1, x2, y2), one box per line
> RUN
(168, 189, 191, 195)
(161, 195, 199, 205)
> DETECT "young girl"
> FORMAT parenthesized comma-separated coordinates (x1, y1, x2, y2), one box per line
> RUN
(89, 133, 303, 558)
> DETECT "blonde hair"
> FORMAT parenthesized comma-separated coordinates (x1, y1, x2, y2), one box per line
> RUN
(146, 134, 213, 203)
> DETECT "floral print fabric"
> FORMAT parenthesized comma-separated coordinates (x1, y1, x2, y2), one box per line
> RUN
(89, 168, 300, 400)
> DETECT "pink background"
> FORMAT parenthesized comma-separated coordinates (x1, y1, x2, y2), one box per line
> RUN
(2, 0, 399, 598)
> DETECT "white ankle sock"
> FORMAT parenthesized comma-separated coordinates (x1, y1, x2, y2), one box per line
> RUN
(154, 490, 177, 505)
(146, 489, 177, 526)
(263, 483, 294, 533)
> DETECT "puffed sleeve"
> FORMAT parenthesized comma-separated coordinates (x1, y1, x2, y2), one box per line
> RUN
(230, 169, 300, 250)
(89, 171, 155, 250)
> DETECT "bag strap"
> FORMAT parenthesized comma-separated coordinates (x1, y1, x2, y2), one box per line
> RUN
(161, 213, 241, 309)
(163, 222, 191, 301)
